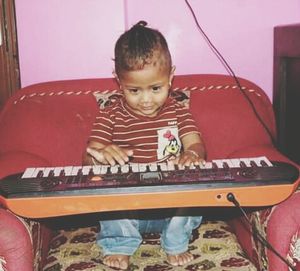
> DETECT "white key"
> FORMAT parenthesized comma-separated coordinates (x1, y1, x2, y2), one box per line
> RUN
(199, 162, 206, 169)
(63, 166, 73, 176)
(82, 165, 92, 175)
(92, 165, 102, 175)
(130, 163, 139, 172)
(138, 164, 147, 172)
(158, 162, 168, 171)
(258, 156, 273, 167)
(251, 157, 263, 167)
(32, 167, 45, 177)
(71, 166, 82, 176)
(222, 159, 234, 168)
(22, 167, 36, 179)
(167, 162, 176, 171)
(247, 157, 260, 167)
(42, 167, 55, 177)
(212, 159, 224, 168)
(189, 164, 196, 169)
(229, 159, 241, 168)
(100, 165, 109, 174)
(149, 163, 158, 171)
(177, 164, 185, 170)
(204, 162, 213, 169)
(53, 167, 63, 177)
(120, 164, 130, 173)
(239, 158, 252, 167)
(110, 165, 119, 174)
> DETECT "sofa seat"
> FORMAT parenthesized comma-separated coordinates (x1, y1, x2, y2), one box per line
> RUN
(43, 220, 257, 271)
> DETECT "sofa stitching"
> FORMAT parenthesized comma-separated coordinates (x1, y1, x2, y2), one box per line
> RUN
(13, 85, 260, 104)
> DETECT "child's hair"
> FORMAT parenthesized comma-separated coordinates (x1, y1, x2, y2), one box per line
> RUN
(114, 21, 172, 77)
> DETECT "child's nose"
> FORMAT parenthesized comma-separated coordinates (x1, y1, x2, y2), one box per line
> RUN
(141, 91, 152, 102)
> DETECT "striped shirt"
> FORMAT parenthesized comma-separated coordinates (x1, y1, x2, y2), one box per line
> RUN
(89, 97, 200, 163)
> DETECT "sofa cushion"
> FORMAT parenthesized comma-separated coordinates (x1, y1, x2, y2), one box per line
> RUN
(189, 86, 275, 160)
(42, 220, 257, 271)
(0, 93, 98, 166)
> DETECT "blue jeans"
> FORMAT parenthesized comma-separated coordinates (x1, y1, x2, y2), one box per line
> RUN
(97, 209, 202, 256)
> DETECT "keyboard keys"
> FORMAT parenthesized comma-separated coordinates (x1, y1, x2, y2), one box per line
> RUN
(229, 159, 241, 168)
(19, 156, 274, 185)
(239, 158, 252, 167)
(203, 162, 213, 169)
(149, 163, 158, 171)
(32, 167, 45, 178)
(63, 166, 73, 176)
(212, 160, 224, 168)
(259, 156, 273, 167)
(100, 165, 109, 174)
(92, 165, 102, 175)
(22, 168, 36, 178)
(138, 164, 147, 172)
(158, 163, 168, 171)
(167, 162, 176, 171)
(120, 164, 130, 173)
(53, 167, 63, 177)
(81, 165, 92, 175)
(71, 166, 82, 176)
(130, 163, 139, 172)
(110, 165, 119, 174)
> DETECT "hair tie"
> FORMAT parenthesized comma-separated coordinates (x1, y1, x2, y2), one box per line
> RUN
(134, 20, 147, 27)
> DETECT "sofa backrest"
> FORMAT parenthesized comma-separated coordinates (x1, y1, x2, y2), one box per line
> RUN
(0, 74, 276, 177)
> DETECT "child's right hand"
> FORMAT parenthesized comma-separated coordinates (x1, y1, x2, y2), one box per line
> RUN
(86, 144, 133, 166)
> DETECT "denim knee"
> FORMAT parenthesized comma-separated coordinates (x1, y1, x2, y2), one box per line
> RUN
(98, 219, 142, 255)
(161, 216, 202, 255)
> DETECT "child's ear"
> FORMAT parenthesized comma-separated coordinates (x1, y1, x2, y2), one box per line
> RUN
(112, 70, 119, 82)
(169, 66, 176, 86)
(112, 71, 122, 89)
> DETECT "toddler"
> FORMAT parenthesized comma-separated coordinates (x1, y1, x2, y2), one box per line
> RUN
(83, 21, 206, 270)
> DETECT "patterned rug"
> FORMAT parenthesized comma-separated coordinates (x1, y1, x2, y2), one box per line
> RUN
(42, 220, 257, 271)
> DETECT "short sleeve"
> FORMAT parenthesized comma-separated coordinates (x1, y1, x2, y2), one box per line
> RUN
(175, 103, 200, 139)
(89, 108, 114, 144)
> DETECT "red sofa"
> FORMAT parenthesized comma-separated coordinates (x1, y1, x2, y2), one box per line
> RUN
(0, 74, 299, 271)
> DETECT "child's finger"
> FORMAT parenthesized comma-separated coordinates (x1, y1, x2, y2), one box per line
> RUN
(110, 146, 132, 165)
(124, 148, 134, 157)
(86, 147, 118, 166)
(86, 147, 105, 163)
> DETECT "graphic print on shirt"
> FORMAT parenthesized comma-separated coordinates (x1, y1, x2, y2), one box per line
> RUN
(157, 127, 181, 160)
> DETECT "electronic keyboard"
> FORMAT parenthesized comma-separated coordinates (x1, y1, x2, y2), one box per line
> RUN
(0, 156, 299, 218)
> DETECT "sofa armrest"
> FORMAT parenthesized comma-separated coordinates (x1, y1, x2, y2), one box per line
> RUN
(227, 147, 300, 271)
(0, 209, 33, 271)
(0, 208, 54, 271)
(266, 191, 300, 270)
(0, 151, 53, 271)
(231, 192, 300, 271)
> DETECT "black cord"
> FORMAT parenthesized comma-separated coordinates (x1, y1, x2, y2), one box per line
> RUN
(227, 193, 296, 271)
(184, 3, 293, 267)
(184, 0, 277, 148)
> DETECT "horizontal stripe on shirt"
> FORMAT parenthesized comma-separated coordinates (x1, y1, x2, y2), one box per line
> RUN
(89, 97, 200, 163)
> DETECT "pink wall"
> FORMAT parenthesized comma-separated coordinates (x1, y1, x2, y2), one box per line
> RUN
(15, 0, 300, 99)
(15, 0, 125, 85)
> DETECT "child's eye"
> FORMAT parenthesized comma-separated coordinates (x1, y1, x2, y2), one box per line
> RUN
(152, 86, 161, 92)
(128, 88, 139, 94)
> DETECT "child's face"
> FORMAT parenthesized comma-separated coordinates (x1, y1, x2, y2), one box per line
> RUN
(117, 64, 174, 117)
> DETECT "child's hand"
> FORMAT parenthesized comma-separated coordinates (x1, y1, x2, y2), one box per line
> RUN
(86, 145, 133, 166)
(176, 149, 206, 167)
